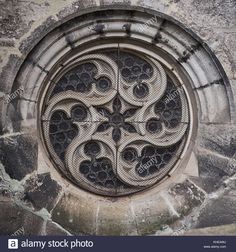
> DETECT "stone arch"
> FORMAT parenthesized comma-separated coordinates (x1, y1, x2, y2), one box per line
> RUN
(0, 5, 235, 235)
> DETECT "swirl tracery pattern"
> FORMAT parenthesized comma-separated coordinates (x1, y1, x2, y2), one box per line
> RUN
(42, 49, 189, 196)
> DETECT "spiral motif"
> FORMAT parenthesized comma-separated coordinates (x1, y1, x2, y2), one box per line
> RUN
(42, 49, 189, 196)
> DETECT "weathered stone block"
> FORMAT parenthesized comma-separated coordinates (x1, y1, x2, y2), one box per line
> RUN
(0, 54, 23, 93)
(184, 223, 236, 236)
(24, 173, 62, 211)
(197, 124, 236, 158)
(196, 194, 236, 228)
(19, 16, 58, 56)
(0, 199, 23, 235)
(196, 149, 236, 192)
(52, 193, 98, 235)
(195, 85, 230, 123)
(56, 0, 98, 21)
(46, 221, 69, 236)
(2, 102, 23, 133)
(189, 176, 222, 194)
(96, 202, 137, 235)
(198, 151, 232, 176)
(168, 180, 205, 216)
(0, 199, 44, 235)
(0, 134, 37, 180)
(132, 195, 177, 235)
(0, 1, 32, 39)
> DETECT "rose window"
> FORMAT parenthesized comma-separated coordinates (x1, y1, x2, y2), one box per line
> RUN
(41, 49, 189, 196)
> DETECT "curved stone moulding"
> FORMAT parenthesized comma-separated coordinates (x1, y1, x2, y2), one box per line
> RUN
(7, 8, 233, 235)
(15, 10, 231, 128)
(40, 46, 190, 196)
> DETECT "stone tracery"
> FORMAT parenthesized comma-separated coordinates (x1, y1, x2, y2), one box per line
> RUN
(42, 49, 189, 196)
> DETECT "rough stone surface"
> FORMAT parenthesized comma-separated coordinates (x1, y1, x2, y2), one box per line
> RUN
(0, 54, 23, 94)
(0, 1, 33, 40)
(46, 221, 70, 236)
(24, 173, 62, 211)
(131, 195, 178, 235)
(52, 193, 98, 235)
(197, 124, 236, 159)
(19, 16, 58, 56)
(189, 176, 223, 194)
(195, 145, 236, 193)
(196, 195, 236, 229)
(0, 0, 235, 235)
(168, 180, 205, 216)
(0, 134, 37, 180)
(0, 198, 44, 235)
(184, 223, 236, 236)
(96, 202, 137, 235)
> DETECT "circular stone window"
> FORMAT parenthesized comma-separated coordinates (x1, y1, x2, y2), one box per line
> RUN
(9, 7, 232, 235)
(41, 47, 190, 196)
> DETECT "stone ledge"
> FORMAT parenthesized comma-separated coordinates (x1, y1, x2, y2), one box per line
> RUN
(50, 179, 206, 235)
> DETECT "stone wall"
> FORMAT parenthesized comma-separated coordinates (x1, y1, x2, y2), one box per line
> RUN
(0, 0, 235, 235)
